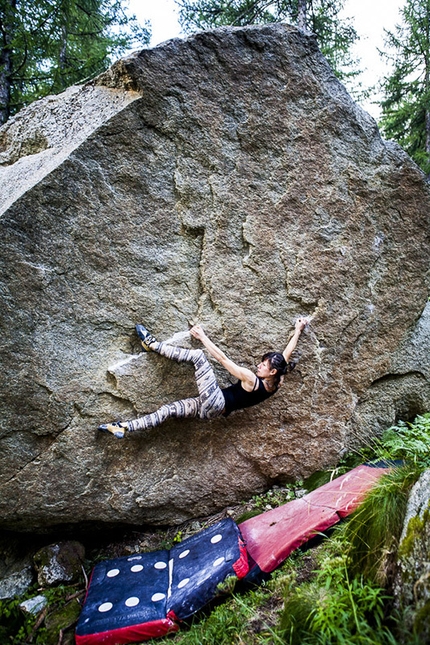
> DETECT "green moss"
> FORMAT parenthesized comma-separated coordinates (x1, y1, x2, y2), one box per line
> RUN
(413, 598, 430, 637)
(398, 507, 430, 560)
(45, 599, 81, 645)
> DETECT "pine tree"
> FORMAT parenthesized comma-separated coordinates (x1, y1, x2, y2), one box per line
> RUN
(0, 0, 150, 125)
(379, 0, 430, 175)
(175, 0, 359, 82)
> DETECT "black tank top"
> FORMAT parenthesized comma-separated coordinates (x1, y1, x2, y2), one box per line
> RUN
(221, 377, 277, 417)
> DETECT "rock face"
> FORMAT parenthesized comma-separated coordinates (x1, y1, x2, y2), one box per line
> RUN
(395, 469, 430, 639)
(0, 24, 429, 532)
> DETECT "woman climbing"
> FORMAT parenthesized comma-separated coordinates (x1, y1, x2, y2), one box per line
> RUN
(98, 318, 309, 438)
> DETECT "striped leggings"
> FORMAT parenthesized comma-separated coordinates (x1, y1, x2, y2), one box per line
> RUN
(128, 340, 226, 432)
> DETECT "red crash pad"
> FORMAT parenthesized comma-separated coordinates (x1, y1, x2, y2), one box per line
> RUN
(239, 465, 388, 573)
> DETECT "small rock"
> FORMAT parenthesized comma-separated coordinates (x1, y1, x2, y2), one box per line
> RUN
(33, 541, 85, 587)
(0, 566, 33, 600)
(19, 594, 47, 614)
(294, 489, 307, 498)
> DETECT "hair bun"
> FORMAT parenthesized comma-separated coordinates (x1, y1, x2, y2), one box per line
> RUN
(287, 361, 297, 373)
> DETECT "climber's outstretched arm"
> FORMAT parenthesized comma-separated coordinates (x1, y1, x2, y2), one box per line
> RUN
(283, 318, 307, 362)
(190, 325, 256, 390)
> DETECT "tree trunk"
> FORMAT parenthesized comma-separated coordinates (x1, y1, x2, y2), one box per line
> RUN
(0, 0, 16, 125)
(425, 8, 430, 177)
(56, 0, 70, 91)
(297, 0, 307, 31)
(58, 22, 67, 87)
(425, 108, 430, 173)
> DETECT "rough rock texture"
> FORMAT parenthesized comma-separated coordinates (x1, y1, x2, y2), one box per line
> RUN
(0, 536, 35, 598)
(394, 469, 430, 639)
(0, 24, 429, 532)
(0, 566, 33, 600)
(33, 541, 85, 586)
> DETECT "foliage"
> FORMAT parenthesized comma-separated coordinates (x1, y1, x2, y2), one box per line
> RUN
(249, 484, 297, 511)
(334, 415, 430, 586)
(157, 567, 289, 644)
(379, 0, 430, 175)
(0, 583, 81, 645)
(377, 414, 430, 468)
(175, 0, 360, 83)
(0, 595, 37, 644)
(341, 465, 420, 587)
(279, 413, 430, 644)
(236, 481, 299, 523)
(0, 0, 150, 124)
(280, 543, 397, 645)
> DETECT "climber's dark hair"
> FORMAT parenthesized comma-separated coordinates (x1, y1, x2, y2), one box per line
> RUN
(262, 351, 296, 387)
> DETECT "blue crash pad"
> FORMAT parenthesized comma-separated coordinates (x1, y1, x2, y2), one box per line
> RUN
(76, 518, 248, 645)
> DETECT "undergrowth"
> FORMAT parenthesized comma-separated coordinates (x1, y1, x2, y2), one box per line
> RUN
(342, 464, 421, 586)
(157, 565, 295, 645)
(374, 413, 430, 469)
(2, 414, 430, 644)
(156, 413, 430, 645)
(280, 541, 397, 645)
(0, 583, 81, 645)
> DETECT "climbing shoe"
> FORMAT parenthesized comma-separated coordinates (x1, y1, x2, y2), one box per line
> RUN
(98, 421, 126, 439)
(135, 324, 157, 351)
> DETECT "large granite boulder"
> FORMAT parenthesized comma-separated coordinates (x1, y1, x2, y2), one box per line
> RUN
(0, 23, 429, 532)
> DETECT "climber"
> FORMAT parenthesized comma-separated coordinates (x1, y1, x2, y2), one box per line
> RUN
(98, 318, 309, 438)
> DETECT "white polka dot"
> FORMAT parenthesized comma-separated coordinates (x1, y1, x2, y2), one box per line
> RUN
(130, 564, 143, 573)
(125, 597, 140, 607)
(179, 549, 190, 559)
(152, 593, 166, 602)
(213, 557, 225, 567)
(98, 602, 113, 613)
(154, 561, 167, 570)
(211, 534, 223, 544)
(106, 569, 120, 578)
(127, 556, 142, 561)
(178, 578, 190, 589)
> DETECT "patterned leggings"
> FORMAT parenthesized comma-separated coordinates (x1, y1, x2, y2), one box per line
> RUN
(127, 340, 226, 432)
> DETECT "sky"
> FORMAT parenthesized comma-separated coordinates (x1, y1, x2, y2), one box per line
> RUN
(127, 0, 405, 119)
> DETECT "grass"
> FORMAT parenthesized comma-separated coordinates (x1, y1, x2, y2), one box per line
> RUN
(280, 543, 398, 645)
(156, 559, 303, 645)
(341, 464, 421, 586)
